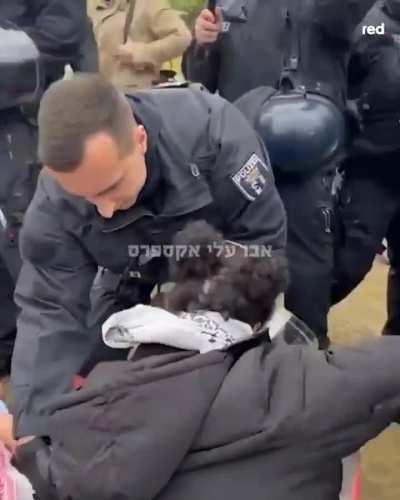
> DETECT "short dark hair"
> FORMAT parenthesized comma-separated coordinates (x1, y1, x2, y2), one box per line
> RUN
(38, 74, 135, 172)
(152, 221, 289, 326)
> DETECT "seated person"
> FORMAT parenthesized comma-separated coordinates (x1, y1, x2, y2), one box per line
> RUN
(9, 222, 400, 500)
(90, 0, 192, 91)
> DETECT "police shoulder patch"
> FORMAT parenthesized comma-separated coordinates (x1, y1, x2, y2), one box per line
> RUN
(231, 154, 270, 201)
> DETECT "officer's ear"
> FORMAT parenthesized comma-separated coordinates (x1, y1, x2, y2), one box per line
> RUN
(133, 125, 148, 156)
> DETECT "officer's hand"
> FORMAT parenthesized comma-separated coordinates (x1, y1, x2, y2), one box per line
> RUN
(195, 8, 222, 45)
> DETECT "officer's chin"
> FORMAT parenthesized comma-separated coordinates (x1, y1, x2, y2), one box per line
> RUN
(120, 196, 138, 211)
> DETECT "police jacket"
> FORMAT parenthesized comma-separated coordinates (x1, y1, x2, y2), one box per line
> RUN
(11, 85, 287, 436)
(0, 0, 89, 84)
(46, 316, 400, 500)
(348, 0, 400, 156)
(183, 0, 376, 106)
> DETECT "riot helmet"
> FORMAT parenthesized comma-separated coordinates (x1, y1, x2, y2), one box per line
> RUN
(256, 89, 346, 175)
(0, 27, 42, 111)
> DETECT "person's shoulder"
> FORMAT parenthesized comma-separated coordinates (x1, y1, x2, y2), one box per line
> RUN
(22, 171, 89, 242)
(20, 173, 92, 265)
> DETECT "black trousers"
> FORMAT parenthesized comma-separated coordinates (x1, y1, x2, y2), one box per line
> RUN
(332, 158, 400, 334)
(383, 211, 400, 335)
(0, 111, 38, 364)
(276, 162, 336, 341)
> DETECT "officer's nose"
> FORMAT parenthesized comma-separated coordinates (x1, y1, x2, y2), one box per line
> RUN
(96, 200, 117, 219)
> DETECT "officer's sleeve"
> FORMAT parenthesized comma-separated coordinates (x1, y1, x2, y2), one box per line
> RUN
(182, 41, 221, 93)
(22, 0, 86, 57)
(208, 97, 287, 250)
(314, 0, 376, 41)
(287, 338, 400, 461)
(10, 197, 97, 437)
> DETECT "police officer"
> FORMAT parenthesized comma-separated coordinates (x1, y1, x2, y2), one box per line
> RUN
(10, 74, 286, 436)
(182, 0, 286, 102)
(183, 1, 375, 103)
(233, 0, 375, 347)
(332, 0, 400, 335)
(0, 0, 94, 375)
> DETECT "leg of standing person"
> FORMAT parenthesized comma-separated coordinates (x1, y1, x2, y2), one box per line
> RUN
(332, 163, 398, 305)
(276, 162, 336, 347)
(383, 209, 400, 335)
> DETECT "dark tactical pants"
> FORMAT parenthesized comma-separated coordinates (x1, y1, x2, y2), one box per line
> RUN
(276, 162, 336, 343)
(0, 110, 39, 369)
(332, 158, 400, 334)
(383, 212, 400, 335)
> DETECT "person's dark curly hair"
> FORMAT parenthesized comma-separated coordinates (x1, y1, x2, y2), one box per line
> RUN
(152, 221, 289, 327)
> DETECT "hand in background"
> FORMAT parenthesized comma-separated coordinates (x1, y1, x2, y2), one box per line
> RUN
(195, 8, 223, 45)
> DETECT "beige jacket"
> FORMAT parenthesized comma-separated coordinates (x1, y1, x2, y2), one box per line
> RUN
(90, 0, 191, 91)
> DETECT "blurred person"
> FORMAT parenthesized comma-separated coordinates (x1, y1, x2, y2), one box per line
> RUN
(90, 0, 192, 91)
(332, 0, 400, 338)
(0, 0, 91, 376)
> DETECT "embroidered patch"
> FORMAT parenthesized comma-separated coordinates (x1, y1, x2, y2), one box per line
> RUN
(222, 21, 231, 32)
(231, 154, 269, 201)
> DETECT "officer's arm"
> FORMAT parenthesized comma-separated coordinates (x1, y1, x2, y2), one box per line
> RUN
(22, 0, 86, 58)
(182, 40, 221, 93)
(314, 0, 376, 41)
(208, 96, 286, 250)
(11, 200, 97, 437)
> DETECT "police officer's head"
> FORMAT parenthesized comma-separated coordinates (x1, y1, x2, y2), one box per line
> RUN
(38, 74, 148, 218)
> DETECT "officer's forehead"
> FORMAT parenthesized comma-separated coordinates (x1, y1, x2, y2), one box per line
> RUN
(47, 132, 127, 197)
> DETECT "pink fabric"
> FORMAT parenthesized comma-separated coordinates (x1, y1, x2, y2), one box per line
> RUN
(0, 442, 17, 500)
(352, 466, 362, 500)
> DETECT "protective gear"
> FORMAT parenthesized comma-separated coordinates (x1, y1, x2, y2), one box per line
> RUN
(0, 28, 42, 111)
(256, 91, 346, 173)
(386, 0, 400, 18)
(256, 90, 346, 175)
